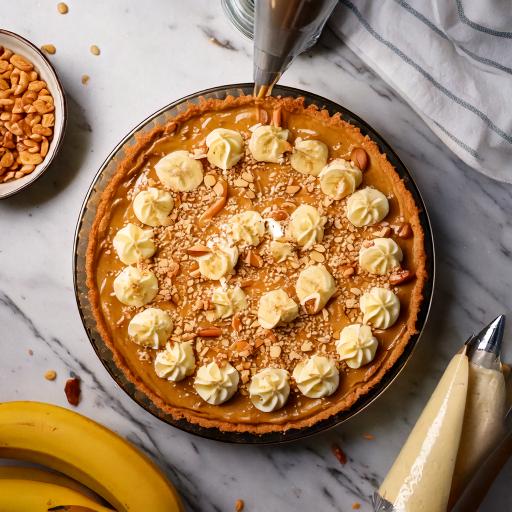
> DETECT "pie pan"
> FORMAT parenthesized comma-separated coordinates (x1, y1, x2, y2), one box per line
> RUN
(0, 29, 67, 199)
(73, 83, 434, 444)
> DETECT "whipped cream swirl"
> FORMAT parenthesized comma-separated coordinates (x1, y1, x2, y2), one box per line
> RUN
(292, 355, 339, 398)
(206, 128, 245, 170)
(128, 307, 173, 348)
(154, 341, 195, 382)
(249, 368, 290, 412)
(194, 361, 239, 405)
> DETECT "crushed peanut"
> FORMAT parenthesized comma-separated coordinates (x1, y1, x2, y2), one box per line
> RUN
(57, 2, 68, 14)
(44, 370, 57, 381)
(41, 44, 56, 55)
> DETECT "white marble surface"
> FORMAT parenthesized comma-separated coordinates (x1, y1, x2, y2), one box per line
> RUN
(1, 1, 511, 510)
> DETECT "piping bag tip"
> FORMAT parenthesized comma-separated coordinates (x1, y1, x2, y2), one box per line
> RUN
(466, 314, 506, 359)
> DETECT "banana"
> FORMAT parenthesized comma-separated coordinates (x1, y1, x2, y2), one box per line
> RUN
(295, 264, 336, 314)
(205, 128, 245, 170)
(0, 479, 113, 511)
(112, 223, 155, 265)
(196, 243, 238, 280)
(155, 150, 204, 192)
(132, 187, 174, 227)
(346, 187, 389, 227)
(127, 307, 174, 348)
(289, 139, 328, 176)
(318, 158, 362, 199)
(0, 466, 98, 498)
(0, 401, 183, 512)
(248, 125, 290, 163)
(257, 289, 298, 329)
(113, 266, 158, 307)
(288, 204, 326, 249)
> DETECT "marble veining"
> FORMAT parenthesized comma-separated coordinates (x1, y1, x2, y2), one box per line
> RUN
(1, 1, 511, 510)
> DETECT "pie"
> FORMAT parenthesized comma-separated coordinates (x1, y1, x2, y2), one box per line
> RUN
(86, 95, 427, 434)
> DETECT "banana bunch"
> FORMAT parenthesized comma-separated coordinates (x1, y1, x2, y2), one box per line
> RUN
(0, 401, 182, 512)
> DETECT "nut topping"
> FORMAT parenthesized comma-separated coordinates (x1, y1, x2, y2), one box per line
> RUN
(186, 245, 211, 256)
(350, 147, 369, 171)
(197, 326, 222, 337)
(389, 269, 414, 285)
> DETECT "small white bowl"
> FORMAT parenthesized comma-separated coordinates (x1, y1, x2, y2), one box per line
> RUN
(0, 29, 67, 199)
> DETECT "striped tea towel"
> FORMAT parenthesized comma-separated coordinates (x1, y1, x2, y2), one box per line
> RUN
(329, 0, 512, 183)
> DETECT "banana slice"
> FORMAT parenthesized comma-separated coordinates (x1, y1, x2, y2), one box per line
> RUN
(228, 210, 265, 246)
(319, 159, 362, 199)
(155, 150, 204, 192)
(270, 240, 294, 263)
(359, 237, 403, 275)
(196, 243, 239, 280)
(258, 289, 298, 329)
(194, 361, 239, 405)
(292, 354, 339, 398)
(208, 285, 247, 320)
(113, 266, 158, 307)
(249, 125, 290, 163)
(205, 128, 245, 170)
(336, 324, 378, 369)
(288, 204, 326, 249)
(127, 307, 173, 348)
(112, 223, 155, 265)
(154, 341, 196, 382)
(360, 287, 400, 329)
(295, 264, 336, 314)
(346, 187, 389, 227)
(133, 187, 174, 227)
(249, 368, 290, 412)
(290, 138, 328, 176)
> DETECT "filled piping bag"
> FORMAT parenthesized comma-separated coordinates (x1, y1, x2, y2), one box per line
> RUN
(373, 315, 507, 512)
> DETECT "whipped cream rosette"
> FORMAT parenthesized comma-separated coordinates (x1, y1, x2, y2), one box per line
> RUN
(132, 187, 174, 227)
(205, 128, 244, 170)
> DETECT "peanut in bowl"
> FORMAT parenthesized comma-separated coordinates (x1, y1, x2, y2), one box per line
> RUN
(0, 29, 66, 199)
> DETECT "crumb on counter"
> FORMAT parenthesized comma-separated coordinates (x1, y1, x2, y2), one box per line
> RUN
(352, 502, 361, 510)
(57, 2, 68, 14)
(90, 45, 100, 56)
(235, 499, 244, 512)
(41, 44, 56, 55)
(81, 74, 90, 85)
(363, 433, 375, 440)
(44, 370, 57, 381)
(332, 443, 348, 465)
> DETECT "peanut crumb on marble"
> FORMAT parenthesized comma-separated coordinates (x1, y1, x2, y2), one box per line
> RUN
(44, 370, 57, 381)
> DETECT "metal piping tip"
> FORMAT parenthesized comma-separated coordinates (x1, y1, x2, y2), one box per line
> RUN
(466, 315, 506, 359)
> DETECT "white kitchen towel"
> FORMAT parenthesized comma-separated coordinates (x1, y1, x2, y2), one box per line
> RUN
(329, 0, 512, 183)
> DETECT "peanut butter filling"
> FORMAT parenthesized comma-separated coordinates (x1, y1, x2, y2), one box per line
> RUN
(90, 97, 425, 430)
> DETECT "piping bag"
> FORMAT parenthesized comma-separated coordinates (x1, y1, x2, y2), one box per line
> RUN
(373, 315, 507, 512)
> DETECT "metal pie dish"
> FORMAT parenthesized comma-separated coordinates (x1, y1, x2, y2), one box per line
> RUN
(73, 84, 434, 444)
(0, 30, 67, 199)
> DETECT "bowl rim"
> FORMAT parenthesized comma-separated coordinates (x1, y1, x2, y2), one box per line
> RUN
(73, 83, 435, 444)
(0, 29, 67, 199)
